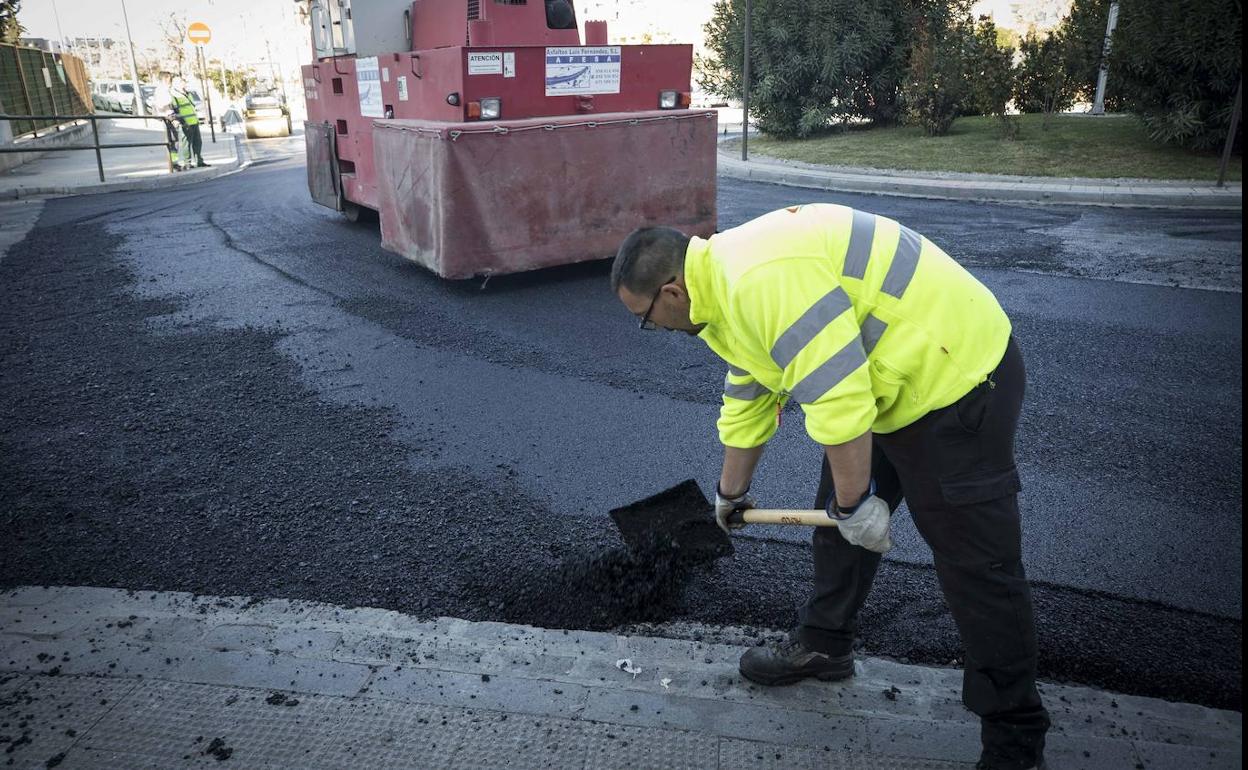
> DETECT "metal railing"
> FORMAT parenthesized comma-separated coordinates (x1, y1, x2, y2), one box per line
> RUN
(0, 113, 176, 182)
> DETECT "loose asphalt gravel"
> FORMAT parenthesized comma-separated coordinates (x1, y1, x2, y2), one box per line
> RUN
(0, 155, 1241, 711)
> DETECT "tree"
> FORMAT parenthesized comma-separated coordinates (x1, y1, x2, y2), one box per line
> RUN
(902, 17, 972, 136)
(206, 64, 252, 101)
(1110, 0, 1241, 151)
(1015, 32, 1075, 126)
(159, 13, 190, 80)
(699, 0, 941, 138)
(0, 0, 24, 44)
(966, 17, 1018, 137)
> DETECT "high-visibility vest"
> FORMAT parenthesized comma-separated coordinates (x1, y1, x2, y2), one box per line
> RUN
(685, 203, 1011, 448)
(172, 92, 199, 126)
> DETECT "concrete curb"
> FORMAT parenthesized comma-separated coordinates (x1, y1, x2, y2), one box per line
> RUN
(0, 133, 249, 200)
(0, 586, 1240, 769)
(717, 147, 1244, 210)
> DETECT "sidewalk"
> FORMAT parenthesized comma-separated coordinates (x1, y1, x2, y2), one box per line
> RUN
(717, 136, 1243, 210)
(1, 587, 1238, 769)
(0, 121, 244, 200)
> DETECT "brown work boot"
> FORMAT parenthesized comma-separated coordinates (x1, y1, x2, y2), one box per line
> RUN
(739, 637, 855, 686)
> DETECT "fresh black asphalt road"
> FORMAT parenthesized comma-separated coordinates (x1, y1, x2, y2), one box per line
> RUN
(1, 142, 1241, 710)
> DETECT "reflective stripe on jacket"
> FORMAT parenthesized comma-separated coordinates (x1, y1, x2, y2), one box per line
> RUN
(172, 92, 199, 125)
(685, 204, 1011, 448)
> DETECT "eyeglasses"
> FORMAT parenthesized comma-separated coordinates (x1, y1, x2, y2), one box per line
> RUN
(638, 276, 676, 330)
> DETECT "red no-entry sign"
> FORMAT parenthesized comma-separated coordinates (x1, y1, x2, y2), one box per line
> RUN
(187, 22, 211, 45)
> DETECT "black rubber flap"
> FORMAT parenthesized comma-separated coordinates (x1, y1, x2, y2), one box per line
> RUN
(609, 479, 733, 561)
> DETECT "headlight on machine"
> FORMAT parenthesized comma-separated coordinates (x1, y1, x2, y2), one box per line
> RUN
(480, 97, 501, 120)
(659, 90, 691, 109)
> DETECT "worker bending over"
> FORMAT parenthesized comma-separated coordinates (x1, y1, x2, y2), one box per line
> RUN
(612, 204, 1049, 770)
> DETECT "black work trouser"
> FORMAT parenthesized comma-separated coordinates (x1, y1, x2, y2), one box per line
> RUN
(797, 337, 1049, 766)
(186, 123, 204, 164)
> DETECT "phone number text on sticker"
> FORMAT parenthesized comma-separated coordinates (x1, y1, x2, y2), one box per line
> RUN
(545, 46, 621, 96)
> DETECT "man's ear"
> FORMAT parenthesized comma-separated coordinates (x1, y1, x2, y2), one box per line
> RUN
(663, 282, 687, 302)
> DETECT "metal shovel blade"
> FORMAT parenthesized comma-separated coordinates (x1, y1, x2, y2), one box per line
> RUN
(609, 479, 733, 561)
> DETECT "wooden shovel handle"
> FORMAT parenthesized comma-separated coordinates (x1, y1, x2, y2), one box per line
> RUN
(726, 509, 838, 527)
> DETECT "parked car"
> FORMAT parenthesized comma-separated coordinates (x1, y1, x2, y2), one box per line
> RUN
(92, 80, 130, 112)
(91, 80, 159, 115)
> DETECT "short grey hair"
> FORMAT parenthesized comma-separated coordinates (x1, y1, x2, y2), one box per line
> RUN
(611, 227, 690, 296)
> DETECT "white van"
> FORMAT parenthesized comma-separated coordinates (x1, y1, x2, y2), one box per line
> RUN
(91, 80, 158, 114)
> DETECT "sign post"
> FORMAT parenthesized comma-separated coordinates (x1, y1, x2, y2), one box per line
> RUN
(187, 22, 217, 143)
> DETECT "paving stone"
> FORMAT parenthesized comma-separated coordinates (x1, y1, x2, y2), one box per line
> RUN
(103, 615, 211, 645)
(270, 629, 344, 657)
(59, 749, 183, 769)
(865, 717, 981, 762)
(361, 664, 590, 718)
(444, 618, 551, 650)
(332, 631, 436, 666)
(170, 648, 371, 696)
(1132, 739, 1241, 769)
(1043, 732, 1144, 769)
(718, 738, 971, 769)
(582, 687, 873, 751)
(1044, 688, 1241, 748)
(200, 623, 278, 652)
(235, 598, 319, 624)
(0, 605, 85, 637)
(0, 635, 123, 676)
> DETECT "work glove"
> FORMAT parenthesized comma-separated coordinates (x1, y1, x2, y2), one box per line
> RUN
(829, 480, 893, 554)
(714, 484, 756, 534)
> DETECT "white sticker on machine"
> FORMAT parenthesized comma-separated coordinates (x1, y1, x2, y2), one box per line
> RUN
(468, 52, 503, 76)
(545, 46, 620, 96)
(397, 76, 408, 101)
(503, 52, 516, 78)
(356, 56, 384, 117)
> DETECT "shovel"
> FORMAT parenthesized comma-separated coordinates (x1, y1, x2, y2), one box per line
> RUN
(609, 479, 838, 562)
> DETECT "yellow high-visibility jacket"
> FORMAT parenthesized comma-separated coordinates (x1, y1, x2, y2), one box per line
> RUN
(172, 92, 199, 126)
(685, 204, 1011, 448)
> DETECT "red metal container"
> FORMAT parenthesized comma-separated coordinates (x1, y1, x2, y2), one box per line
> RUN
(301, 0, 718, 279)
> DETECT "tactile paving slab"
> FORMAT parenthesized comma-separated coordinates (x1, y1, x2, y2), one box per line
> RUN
(0, 673, 140, 769)
(718, 738, 969, 770)
(59, 678, 720, 769)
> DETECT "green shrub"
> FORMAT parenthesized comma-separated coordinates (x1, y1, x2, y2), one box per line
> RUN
(1015, 32, 1076, 124)
(699, 0, 947, 138)
(965, 17, 1018, 137)
(902, 23, 970, 136)
(1109, 0, 1241, 151)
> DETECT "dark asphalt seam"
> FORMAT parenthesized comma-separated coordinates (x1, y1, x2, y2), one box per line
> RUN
(203, 210, 343, 301)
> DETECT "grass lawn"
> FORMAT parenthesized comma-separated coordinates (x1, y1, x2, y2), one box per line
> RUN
(730, 113, 1242, 181)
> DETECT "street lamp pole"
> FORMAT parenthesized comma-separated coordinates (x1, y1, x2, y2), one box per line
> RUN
(119, 0, 148, 118)
(49, 0, 67, 52)
(1090, 1, 1120, 115)
(741, 0, 751, 162)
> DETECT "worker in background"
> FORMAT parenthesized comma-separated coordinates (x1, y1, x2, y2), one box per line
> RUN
(170, 76, 208, 169)
(151, 81, 185, 172)
(612, 204, 1049, 770)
